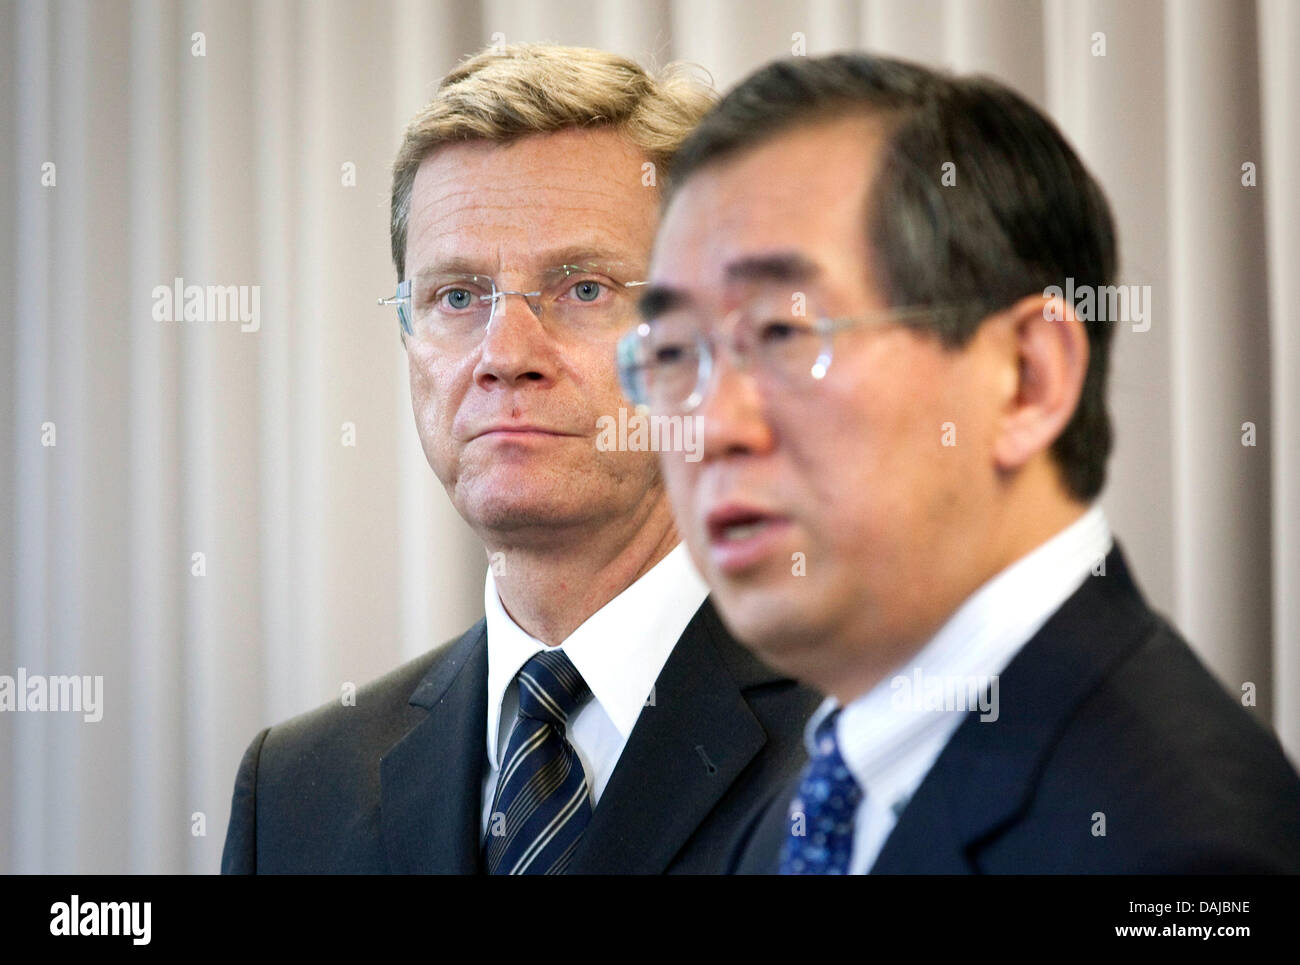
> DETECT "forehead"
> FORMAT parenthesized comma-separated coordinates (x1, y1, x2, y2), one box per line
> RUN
(406, 127, 657, 274)
(652, 117, 888, 295)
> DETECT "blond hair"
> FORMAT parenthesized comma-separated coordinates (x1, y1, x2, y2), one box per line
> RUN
(389, 43, 715, 280)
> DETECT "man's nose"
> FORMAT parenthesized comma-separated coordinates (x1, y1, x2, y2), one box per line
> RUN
(695, 345, 776, 462)
(473, 292, 557, 389)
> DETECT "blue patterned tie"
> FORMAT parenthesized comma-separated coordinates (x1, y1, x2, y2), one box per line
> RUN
(483, 649, 592, 875)
(780, 709, 863, 874)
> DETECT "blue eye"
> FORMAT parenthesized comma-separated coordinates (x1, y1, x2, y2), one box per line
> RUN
(573, 280, 603, 302)
(444, 288, 475, 310)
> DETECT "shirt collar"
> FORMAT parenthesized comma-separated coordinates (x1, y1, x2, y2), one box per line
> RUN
(808, 505, 1114, 795)
(484, 542, 710, 769)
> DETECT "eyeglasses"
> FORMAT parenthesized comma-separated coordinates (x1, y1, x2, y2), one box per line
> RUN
(617, 298, 970, 414)
(378, 263, 646, 346)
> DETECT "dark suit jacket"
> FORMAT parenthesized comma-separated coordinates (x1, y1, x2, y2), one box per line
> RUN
(221, 598, 820, 873)
(734, 546, 1300, 873)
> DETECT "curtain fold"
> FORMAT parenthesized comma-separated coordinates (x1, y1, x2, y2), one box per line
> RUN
(1259, 0, 1300, 751)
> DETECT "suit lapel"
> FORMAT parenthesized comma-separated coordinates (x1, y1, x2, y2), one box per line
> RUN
(380, 620, 488, 873)
(567, 600, 778, 874)
(871, 544, 1157, 873)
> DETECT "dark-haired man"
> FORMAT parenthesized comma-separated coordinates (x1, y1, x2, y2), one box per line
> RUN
(619, 53, 1300, 873)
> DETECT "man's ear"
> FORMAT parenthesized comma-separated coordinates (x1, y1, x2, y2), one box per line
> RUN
(992, 293, 1089, 473)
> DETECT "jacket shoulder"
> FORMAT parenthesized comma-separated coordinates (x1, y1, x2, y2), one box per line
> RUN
(221, 625, 484, 873)
(987, 614, 1300, 872)
(261, 642, 450, 764)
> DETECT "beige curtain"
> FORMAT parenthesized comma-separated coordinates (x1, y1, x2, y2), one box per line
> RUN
(2, 0, 1295, 873)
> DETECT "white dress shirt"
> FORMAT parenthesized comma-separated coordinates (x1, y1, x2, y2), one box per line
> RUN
(804, 505, 1113, 874)
(480, 542, 710, 836)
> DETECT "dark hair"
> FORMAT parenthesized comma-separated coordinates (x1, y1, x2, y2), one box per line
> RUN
(669, 54, 1117, 502)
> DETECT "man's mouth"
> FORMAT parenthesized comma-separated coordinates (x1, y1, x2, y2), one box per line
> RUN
(705, 504, 791, 572)
(706, 504, 781, 539)
(716, 519, 773, 541)
(474, 423, 573, 440)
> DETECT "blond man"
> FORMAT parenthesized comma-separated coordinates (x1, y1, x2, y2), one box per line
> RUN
(221, 44, 819, 875)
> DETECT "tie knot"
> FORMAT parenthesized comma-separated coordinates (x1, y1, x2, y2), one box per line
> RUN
(516, 649, 590, 726)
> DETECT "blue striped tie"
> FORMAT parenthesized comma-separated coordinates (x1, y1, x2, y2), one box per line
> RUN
(483, 649, 592, 875)
(780, 709, 862, 874)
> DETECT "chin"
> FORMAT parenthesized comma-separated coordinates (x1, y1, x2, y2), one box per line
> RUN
(712, 585, 824, 670)
(463, 494, 581, 533)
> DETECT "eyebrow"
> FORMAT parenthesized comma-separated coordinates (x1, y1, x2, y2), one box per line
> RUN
(411, 258, 486, 284)
(637, 286, 689, 320)
(637, 252, 823, 320)
(412, 247, 644, 283)
(724, 252, 821, 285)
(545, 247, 643, 275)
